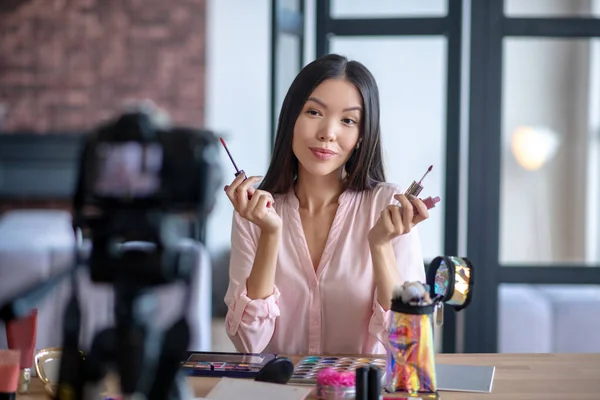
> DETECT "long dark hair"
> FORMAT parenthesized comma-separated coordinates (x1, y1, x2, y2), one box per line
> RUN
(259, 54, 386, 194)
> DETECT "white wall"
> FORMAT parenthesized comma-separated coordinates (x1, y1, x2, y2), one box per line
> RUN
(204, 0, 272, 254)
(330, 0, 447, 18)
(585, 1, 600, 263)
(505, 0, 594, 17)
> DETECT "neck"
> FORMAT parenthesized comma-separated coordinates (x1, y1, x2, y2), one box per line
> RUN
(295, 166, 346, 213)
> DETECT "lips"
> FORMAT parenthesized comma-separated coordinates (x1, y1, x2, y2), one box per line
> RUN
(309, 147, 336, 160)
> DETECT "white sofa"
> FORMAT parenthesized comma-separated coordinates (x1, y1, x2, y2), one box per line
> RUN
(498, 283, 600, 353)
(0, 210, 212, 352)
(498, 284, 553, 353)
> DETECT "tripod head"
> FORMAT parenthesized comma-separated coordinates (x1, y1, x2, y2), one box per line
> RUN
(1, 110, 224, 400)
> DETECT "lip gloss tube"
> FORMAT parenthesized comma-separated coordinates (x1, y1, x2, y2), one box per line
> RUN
(6, 309, 37, 394)
(402, 166, 441, 212)
(0, 350, 20, 400)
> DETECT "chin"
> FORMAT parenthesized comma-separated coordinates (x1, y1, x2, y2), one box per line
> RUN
(299, 160, 343, 178)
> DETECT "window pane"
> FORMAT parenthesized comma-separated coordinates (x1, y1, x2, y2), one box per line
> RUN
(331, 37, 447, 261)
(280, 0, 300, 12)
(499, 283, 600, 353)
(331, 0, 447, 19)
(505, 0, 599, 17)
(499, 38, 600, 265)
(274, 33, 301, 132)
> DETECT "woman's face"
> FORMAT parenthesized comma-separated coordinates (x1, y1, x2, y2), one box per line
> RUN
(292, 78, 363, 179)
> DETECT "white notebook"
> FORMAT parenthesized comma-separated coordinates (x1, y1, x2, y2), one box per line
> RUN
(203, 378, 313, 400)
(436, 364, 496, 393)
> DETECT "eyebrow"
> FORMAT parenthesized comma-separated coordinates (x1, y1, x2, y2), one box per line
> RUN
(307, 97, 362, 113)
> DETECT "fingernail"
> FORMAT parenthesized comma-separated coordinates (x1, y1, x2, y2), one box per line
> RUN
(266, 202, 271, 207)
(224, 185, 229, 191)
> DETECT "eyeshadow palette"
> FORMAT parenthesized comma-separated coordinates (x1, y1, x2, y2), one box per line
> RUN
(289, 355, 386, 384)
(180, 351, 278, 379)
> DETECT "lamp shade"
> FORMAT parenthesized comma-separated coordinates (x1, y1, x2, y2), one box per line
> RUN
(510, 126, 561, 171)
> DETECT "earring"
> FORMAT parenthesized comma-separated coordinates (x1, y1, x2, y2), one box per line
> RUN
(356, 139, 362, 149)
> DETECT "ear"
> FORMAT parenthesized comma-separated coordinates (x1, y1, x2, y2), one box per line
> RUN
(356, 137, 363, 149)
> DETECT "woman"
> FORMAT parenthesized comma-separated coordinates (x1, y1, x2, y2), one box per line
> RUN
(223, 54, 429, 355)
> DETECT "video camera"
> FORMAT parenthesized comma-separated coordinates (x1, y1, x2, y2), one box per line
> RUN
(73, 111, 223, 286)
(76, 111, 222, 213)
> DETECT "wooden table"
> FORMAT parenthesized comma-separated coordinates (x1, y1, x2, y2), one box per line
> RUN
(18, 353, 600, 399)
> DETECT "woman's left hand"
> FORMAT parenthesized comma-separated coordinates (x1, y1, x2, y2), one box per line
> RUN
(367, 194, 429, 248)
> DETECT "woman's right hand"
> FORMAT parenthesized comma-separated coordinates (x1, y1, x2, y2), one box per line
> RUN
(225, 172, 282, 234)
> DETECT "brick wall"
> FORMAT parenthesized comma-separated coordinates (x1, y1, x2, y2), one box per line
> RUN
(0, 0, 206, 133)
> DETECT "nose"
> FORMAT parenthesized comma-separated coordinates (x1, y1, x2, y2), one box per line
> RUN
(318, 120, 337, 142)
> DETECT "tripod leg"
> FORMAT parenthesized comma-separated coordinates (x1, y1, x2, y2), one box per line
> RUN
(170, 371, 195, 400)
(82, 328, 116, 400)
(114, 283, 162, 398)
(148, 317, 190, 400)
(85, 328, 116, 381)
(56, 294, 85, 400)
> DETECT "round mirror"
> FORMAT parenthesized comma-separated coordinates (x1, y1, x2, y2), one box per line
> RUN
(34, 347, 86, 398)
(34, 347, 62, 398)
(426, 256, 474, 311)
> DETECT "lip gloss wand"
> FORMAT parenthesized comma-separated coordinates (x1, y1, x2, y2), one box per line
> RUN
(403, 165, 440, 212)
(220, 137, 244, 178)
(219, 137, 271, 208)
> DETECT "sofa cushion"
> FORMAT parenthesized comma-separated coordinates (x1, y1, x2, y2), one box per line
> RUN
(498, 284, 553, 353)
(535, 285, 600, 353)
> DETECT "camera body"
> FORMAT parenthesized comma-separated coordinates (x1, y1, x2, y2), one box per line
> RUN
(72, 111, 223, 286)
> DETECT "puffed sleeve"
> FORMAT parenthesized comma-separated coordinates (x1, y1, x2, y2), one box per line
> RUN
(224, 212, 280, 353)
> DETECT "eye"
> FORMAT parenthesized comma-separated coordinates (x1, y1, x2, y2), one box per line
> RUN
(306, 109, 321, 116)
(342, 118, 357, 125)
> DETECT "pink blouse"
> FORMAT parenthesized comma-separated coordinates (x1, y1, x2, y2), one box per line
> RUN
(224, 182, 426, 355)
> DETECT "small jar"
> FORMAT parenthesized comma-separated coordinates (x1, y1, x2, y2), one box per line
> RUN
(315, 383, 356, 400)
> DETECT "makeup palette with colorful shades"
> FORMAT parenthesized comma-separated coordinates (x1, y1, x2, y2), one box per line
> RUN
(289, 356, 386, 384)
(180, 351, 278, 379)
